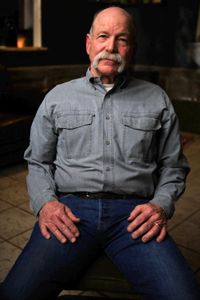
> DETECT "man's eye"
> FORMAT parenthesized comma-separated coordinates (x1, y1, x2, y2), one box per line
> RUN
(118, 38, 128, 45)
(98, 34, 107, 39)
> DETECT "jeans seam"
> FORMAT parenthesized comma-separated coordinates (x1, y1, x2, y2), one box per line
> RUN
(97, 199, 102, 231)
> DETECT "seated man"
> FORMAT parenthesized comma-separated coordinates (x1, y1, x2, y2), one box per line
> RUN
(1, 6, 199, 300)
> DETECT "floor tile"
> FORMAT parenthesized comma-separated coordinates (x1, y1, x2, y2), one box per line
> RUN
(168, 195, 200, 230)
(0, 182, 28, 206)
(0, 241, 21, 282)
(18, 202, 34, 215)
(0, 162, 27, 178)
(170, 210, 200, 253)
(0, 207, 35, 240)
(178, 246, 200, 273)
(9, 229, 33, 249)
(0, 176, 18, 190)
(0, 199, 12, 212)
(184, 182, 200, 199)
(9, 166, 28, 182)
(0, 163, 27, 190)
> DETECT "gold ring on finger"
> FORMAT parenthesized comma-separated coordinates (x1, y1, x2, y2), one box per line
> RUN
(154, 222, 162, 228)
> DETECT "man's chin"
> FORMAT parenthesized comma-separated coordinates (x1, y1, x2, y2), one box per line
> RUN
(95, 66, 120, 77)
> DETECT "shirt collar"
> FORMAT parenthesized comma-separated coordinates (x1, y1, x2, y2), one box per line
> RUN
(86, 68, 131, 90)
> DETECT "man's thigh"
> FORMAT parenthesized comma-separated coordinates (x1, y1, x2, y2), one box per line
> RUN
(104, 218, 199, 300)
(1, 218, 100, 300)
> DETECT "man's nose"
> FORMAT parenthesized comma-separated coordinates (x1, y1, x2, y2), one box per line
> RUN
(105, 38, 117, 53)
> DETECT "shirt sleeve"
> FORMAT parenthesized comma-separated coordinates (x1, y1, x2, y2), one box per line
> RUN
(150, 90, 190, 219)
(24, 94, 59, 216)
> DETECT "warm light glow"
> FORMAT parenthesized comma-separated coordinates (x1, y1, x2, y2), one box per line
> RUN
(17, 35, 26, 48)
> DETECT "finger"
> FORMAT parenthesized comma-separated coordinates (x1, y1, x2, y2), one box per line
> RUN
(65, 206, 80, 222)
(54, 217, 78, 243)
(141, 222, 168, 243)
(127, 207, 153, 232)
(60, 208, 80, 237)
(143, 215, 166, 230)
(40, 221, 68, 244)
(130, 222, 152, 239)
(47, 223, 68, 244)
(39, 222, 51, 240)
(140, 223, 161, 243)
(128, 203, 158, 223)
(156, 226, 167, 243)
(127, 205, 143, 221)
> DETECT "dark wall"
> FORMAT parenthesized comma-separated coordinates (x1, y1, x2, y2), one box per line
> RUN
(132, 0, 199, 67)
(41, 1, 93, 65)
(0, 0, 199, 68)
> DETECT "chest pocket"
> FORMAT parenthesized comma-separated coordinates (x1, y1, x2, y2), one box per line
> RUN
(122, 115, 161, 163)
(56, 113, 95, 159)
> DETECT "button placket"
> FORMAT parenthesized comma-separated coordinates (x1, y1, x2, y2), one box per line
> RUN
(105, 114, 111, 146)
(102, 95, 114, 188)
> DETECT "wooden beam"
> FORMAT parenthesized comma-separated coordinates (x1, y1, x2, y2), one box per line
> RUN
(33, 0, 42, 47)
(196, 1, 200, 41)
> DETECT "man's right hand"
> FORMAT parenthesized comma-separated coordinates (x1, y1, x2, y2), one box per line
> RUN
(39, 200, 80, 244)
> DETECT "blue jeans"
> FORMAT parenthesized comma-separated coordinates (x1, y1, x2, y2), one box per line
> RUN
(1, 195, 199, 300)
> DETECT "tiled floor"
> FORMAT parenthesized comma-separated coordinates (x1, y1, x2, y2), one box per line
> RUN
(0, 132, 200, 298)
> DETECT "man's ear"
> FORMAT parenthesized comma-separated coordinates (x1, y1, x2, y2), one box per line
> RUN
(86, 33, 91, 55)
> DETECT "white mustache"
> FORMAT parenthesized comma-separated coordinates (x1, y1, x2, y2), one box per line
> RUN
(92, 51, 126, 73)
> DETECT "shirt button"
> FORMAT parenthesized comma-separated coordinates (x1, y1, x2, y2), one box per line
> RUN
(106, 141, 110, 145)
(106, 115, 110, 120)
(106, 167, 110, 172)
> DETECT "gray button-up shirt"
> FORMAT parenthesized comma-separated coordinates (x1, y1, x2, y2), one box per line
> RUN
(24, 69, 190, 218)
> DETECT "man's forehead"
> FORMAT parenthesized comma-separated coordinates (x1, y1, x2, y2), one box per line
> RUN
(93, 16, 130, 35)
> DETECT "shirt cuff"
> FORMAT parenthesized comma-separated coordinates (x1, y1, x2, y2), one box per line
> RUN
(150, 195, 175, 219)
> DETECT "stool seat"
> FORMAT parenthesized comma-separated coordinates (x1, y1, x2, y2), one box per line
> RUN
(77, 255, 132, 293)
(58, 255, 140, 299)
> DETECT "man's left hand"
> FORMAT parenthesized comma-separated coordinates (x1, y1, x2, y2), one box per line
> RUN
(127, 203, 167, 243)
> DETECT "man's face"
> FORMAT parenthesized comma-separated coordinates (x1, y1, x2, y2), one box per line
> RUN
(86, 8, 134, 82)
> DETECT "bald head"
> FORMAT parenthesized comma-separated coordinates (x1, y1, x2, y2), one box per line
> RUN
(90, 6, 136, 46)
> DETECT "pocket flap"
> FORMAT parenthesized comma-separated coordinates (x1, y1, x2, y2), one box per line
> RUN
(122, 116, 161, 131)
(56, 113, 94, 129)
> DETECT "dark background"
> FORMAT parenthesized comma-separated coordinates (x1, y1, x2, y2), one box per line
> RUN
(0, 0, 199, 67)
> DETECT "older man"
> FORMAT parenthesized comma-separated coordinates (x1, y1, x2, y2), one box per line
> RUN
(1, 6, 199, 300)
